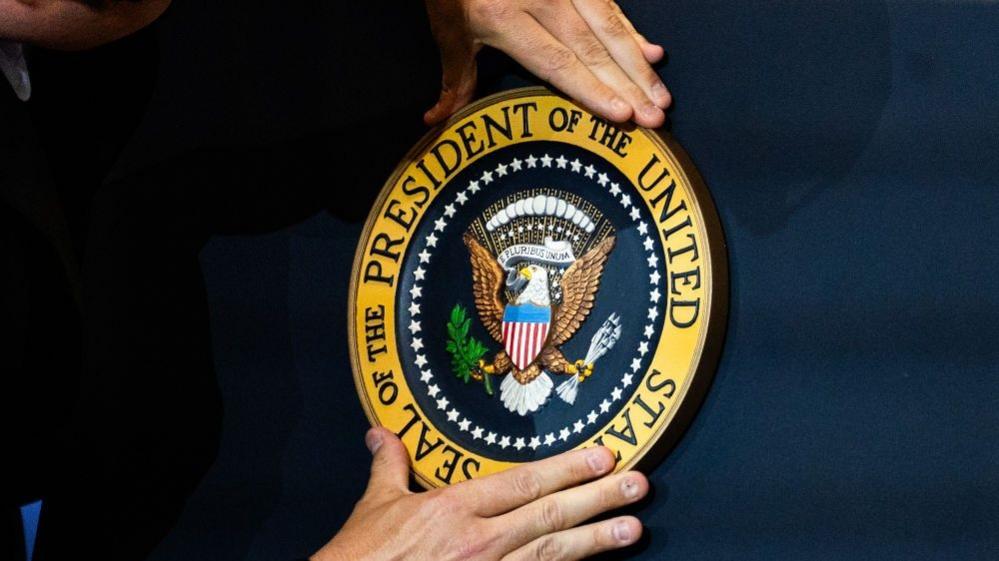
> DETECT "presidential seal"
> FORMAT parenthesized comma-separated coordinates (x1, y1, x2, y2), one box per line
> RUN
(349, 87, 727, 489)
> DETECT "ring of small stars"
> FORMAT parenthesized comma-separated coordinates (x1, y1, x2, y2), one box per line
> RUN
(404, 152, 664, 452)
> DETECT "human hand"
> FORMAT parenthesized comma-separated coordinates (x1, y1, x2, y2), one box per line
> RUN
(422, 0, 670, 128)
(311, 427, 648, 561)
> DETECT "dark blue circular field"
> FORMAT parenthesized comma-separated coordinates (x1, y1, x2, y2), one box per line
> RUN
(396, 139, 668, 462)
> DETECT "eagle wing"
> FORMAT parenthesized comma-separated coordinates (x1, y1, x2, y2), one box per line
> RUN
(463, 233, 506, 343)
(550, 236, 615, 346)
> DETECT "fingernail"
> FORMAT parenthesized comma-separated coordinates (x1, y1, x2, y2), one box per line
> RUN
(639, 103, 663, 119)
(610, 97, 629, 117)
(587, 449, 611, 474)
(613, 520, 633, 543)
(621, 477, 641, 499)
(651, 82, 670, 105)
(365, 430, 383, 454)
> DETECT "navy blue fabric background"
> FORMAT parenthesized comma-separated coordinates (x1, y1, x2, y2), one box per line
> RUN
(128, 2, 997, 559)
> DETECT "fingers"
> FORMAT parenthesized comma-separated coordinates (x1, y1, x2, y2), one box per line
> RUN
(488, 470, 649, 551)
(427, 0, 669, 126)
(501, 516, 642, 561)
(571, 0, 671, 112)
(606, 0, 665, 64)
(487, 12, 632, 123)
(362, 427, 411, 502)
(425, 36, 480, 125)
(456, 446, 616, 516)
(531, 1, 664, 127)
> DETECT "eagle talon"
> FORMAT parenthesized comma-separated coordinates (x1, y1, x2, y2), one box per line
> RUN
(478, 359, 496, 375)
(571, 359, 595, 381)
(571, 360, 593, 382)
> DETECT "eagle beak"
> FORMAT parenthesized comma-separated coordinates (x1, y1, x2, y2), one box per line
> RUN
(519, 268, 533, 281)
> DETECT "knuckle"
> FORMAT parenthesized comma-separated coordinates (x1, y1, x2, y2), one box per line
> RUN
(371, 452, 393, 472)
(609, 1, 634, 28)
(577, 38, 612, 66)
(566, 459, 591, 483)
(539, 44, 577, 80)
(538, 499, 565, 531)
(568, 449, 599, 480)
(593, 520, 618, 548)
(600, 12, 628, 37)
(534, 535, 565, 561)
(512, 469, 544, 502)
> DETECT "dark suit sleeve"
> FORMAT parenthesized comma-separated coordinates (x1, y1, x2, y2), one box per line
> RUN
(29, 108, 427, 560)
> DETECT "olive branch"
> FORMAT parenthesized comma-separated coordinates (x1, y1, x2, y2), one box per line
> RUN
(445, 304, 494, 395)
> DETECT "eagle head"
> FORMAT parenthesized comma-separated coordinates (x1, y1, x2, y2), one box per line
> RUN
(514, 264, 550, 307)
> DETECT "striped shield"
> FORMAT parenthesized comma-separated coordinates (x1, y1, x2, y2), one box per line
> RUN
(502, 304, 551, 371)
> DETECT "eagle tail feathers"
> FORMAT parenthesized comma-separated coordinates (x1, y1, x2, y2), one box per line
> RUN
(500, 371, 553, 416)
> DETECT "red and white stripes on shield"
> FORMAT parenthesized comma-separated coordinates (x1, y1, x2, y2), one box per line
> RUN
(503, 320, 551, 370)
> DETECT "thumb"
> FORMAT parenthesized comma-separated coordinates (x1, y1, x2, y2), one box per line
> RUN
(363, 427, 410, 499)
(424, 40, 479, 126)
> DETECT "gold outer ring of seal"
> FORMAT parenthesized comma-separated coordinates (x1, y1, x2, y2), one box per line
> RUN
(347, 86, 728, 489)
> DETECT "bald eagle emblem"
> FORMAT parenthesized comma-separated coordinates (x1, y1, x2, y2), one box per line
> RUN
(457, 192, 622, 416)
